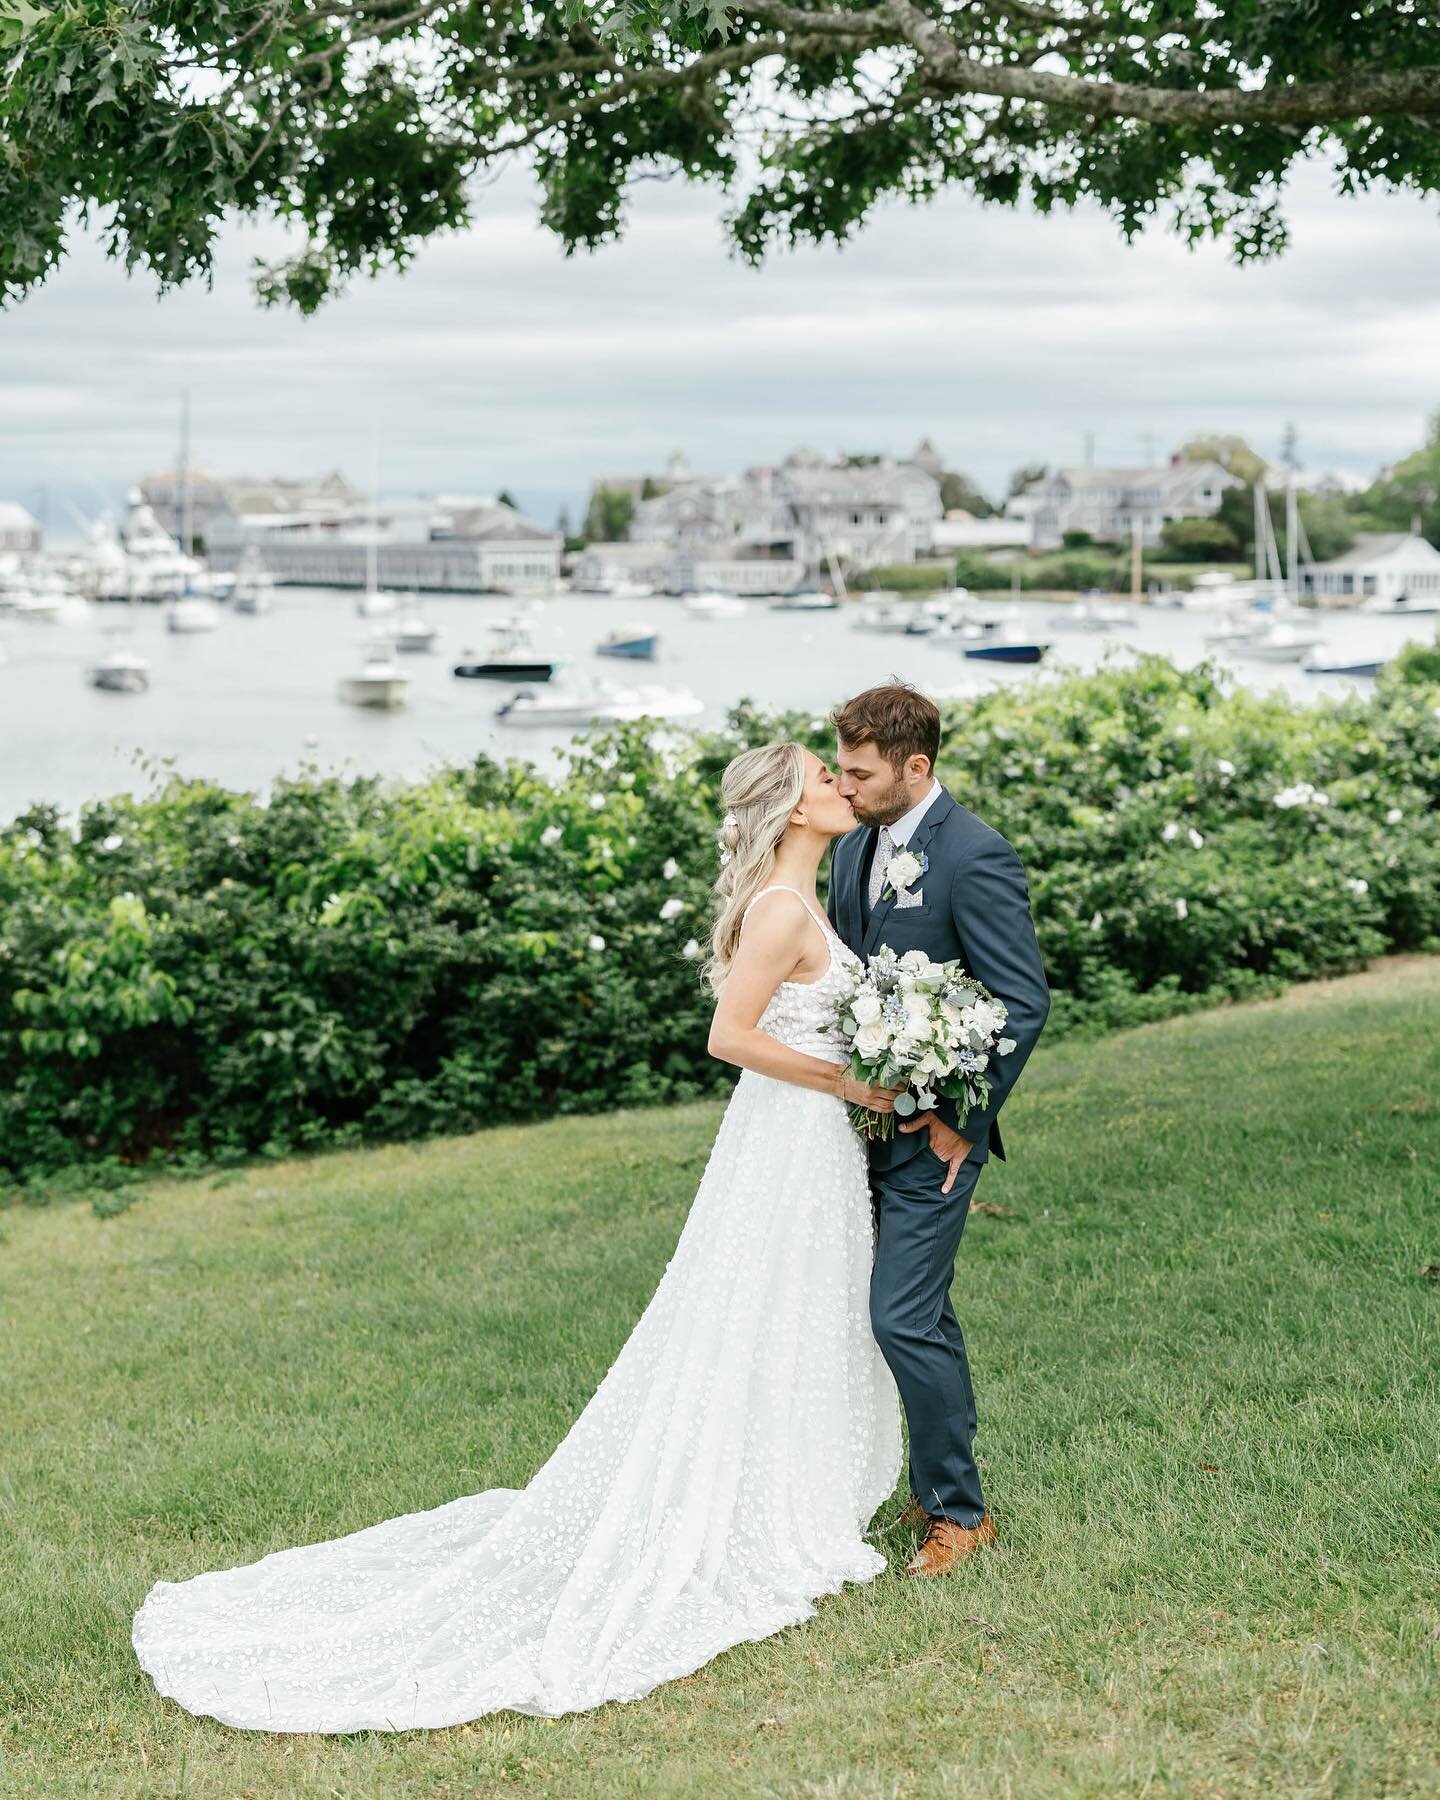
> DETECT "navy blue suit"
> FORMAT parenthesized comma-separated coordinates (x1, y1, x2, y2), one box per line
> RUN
(827, 786, 1050, 1523)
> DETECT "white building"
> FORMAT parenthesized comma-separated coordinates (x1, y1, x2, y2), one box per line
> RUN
(1301, 532, 1440, 606)
(205, 494, 562, 592)
(626, 445, 943, 581)
(1012, 460, 1240, 550)
(0, 501, 42, 553)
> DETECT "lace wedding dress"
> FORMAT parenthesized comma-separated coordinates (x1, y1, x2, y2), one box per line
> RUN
(132, 886, 901, 1733)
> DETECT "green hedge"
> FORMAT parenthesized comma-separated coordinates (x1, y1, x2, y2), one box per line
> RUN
(3, 652, 1437, 1186)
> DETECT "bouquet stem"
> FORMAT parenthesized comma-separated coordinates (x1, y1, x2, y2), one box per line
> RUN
(847, 1103, 895, 1141)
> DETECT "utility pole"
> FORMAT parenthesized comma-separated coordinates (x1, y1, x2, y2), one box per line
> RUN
(1285, 476, 1299, 605)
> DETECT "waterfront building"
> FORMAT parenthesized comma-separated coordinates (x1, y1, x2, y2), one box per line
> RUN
(0, 501, 42, 553)
(927, 514, 1031, 554)
(1301, 532, 1440, 606)
(140, 469, 368, 547)
(205, 493, 562, 592)
(1012, 459, 1240, 549)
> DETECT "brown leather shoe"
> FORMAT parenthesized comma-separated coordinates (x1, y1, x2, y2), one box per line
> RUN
(904, 1513, 996, 1576)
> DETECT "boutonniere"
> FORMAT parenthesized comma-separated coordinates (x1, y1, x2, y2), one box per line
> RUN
(880, 848, 928, 902)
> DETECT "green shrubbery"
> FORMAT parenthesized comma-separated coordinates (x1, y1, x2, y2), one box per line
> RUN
(3, 655, 1437, 1186)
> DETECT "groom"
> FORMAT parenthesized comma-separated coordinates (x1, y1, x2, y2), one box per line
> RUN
(828, 681, 1050, 1577)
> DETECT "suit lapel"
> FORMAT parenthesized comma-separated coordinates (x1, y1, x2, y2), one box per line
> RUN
(860, 788, 955, 960)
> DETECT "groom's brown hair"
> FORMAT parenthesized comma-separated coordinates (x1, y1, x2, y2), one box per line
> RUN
(831, 681, 942, 775)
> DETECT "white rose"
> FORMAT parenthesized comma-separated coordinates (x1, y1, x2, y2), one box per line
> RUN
(681, 937, 700, 959)
(897, 948, 931, 976)
(663, 857, 679, 880)
(851, 993, 882, 1025)
(659, 897, 685, 922)
(886, 851, 923, 893)
(587, 933, 606, 951)
(854, 1022, 890, 1060)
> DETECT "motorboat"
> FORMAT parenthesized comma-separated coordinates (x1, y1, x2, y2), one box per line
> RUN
(683, 591, 748, 619)
(338, 655, 410, 708)
(86, 648, 150, 693)
(356, 588, 397, 619)
(453, 616, 555, 682)
(596, 623, 658, 660)
(231, 547, 275, 615)
(1052, 598, 1132, 632)
(1301, 651, 1388, 677)
(497, 686, 606, 726)
(902, 598, 960, 637)
(166, 595, 221, 633)
(1361, 592, 1439, 616)
(571, 576, 655, 599)
(602, 683, 705, 722)
(497, 681, 705, 726)
(11, 589, 88, 624)
(770, 589, 838, 612)
(961, 638, 1049, 665)
(1232, 622, 1324, 662)
(392, 614, 440, 652)
(851, 600, 916, 634)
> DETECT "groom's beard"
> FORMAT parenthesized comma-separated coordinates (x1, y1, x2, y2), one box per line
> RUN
(849, 779, 912, 828)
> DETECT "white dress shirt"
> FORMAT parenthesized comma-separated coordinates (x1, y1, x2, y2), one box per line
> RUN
(884, 777, 943, 847)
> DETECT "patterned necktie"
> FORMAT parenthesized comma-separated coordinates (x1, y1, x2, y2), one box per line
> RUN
(867, 825, 896, 911)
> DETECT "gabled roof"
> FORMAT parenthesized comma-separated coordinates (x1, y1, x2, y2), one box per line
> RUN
(1309, 531, 1440, 570)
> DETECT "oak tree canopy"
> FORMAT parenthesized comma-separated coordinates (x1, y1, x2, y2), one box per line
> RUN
(3, 0, 1437, 310)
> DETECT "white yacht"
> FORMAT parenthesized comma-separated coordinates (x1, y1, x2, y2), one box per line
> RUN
(392, 614, 440, 652)
(87, 648, 151, 694)
(1232, 622, 1324, 662)
(231, 547, 275, 615)
(683, 591, 748, 620)
(339, 655, 410, 708)
(167, 595, 221, 633)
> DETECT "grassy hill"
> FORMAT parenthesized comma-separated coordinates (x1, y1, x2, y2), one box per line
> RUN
(2, 959, 1437, 1797)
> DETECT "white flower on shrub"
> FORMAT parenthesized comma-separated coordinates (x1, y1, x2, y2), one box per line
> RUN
(659, 897, 685, 922)
(1162, 822, 1180, 842)
(1188, 828, 1205, 849)
(1217, 758, 1236, 777)
(1089, 911, 1104, 931)
(101, 834, 124, 851)
(540, 824, 563, 847)
(681, 937, 700, 959)
(618, 771, 636, 788)
(1175, 898, 1189, 920)
(588, 793, 606, 810)
(1386, 807, 1404, 825)
(1273, 782, 1329, 810)
(587, 933, 606, 952)
(663, 857, 679, 880)
(1346, 877, 1369, 895)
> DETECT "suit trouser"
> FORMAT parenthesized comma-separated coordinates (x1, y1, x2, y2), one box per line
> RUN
(869, 1147, 986, 1526)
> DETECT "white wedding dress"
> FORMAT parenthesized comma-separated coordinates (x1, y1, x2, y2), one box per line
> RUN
(132, 886, 901, 1733)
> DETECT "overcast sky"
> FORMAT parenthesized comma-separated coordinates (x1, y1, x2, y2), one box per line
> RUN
(5, 155, 1439, 537)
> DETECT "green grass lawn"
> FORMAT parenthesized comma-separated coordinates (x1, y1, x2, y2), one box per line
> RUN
(3, 960, 1438, 1798)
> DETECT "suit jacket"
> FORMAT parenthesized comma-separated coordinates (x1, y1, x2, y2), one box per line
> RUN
(826, 786, 1050, 1170)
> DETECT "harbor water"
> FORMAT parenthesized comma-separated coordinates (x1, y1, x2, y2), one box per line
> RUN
(0, 587, 1429, 822)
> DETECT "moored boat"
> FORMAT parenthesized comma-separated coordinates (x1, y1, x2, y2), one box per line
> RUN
(596, 623, 658, 660)
(87, 648, 151, 694)
(338, 655, 410, 708)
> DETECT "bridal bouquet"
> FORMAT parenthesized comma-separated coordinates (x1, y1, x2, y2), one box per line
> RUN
(836, 946, 1017, 1140)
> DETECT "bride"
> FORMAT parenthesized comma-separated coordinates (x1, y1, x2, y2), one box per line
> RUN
(132, 742, 903, 1733)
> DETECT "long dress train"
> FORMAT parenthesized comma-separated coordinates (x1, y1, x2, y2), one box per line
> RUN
(132, 887, 900, 1732)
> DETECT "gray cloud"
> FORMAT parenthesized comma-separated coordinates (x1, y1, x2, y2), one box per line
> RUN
(3, 158, 1439, 535)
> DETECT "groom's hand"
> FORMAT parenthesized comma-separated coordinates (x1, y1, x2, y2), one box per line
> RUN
(898, 1113, 973, 1194)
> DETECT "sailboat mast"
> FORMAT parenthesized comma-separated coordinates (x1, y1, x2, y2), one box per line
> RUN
(1285, 477, 1299, 604)
(178, 388, 192, 558)
(367, 433, 379, 598)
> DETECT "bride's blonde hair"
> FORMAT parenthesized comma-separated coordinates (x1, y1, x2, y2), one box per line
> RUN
(703, 741, 807, 995)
